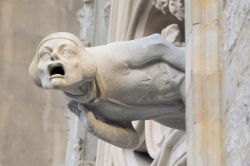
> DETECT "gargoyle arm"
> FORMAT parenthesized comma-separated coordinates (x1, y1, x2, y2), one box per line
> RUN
(124, 34, 185, 72)
(78, 104, 139, 149)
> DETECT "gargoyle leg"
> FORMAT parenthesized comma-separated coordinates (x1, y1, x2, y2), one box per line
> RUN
(79, 104, 139, 149)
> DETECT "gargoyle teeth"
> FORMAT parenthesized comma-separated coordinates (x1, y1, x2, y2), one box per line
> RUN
(48, 63, 65, 76)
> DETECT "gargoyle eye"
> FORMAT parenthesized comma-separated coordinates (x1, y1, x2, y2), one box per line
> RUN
(63, 48, 74, 57)
(40, 51, 50, 60)
(62, 47, 76, 57)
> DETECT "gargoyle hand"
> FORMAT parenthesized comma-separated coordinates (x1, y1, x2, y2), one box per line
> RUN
(67, 100, 95, 130)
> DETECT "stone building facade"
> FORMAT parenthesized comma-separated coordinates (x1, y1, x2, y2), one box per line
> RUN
(68, 0, 250, 165)
(0, 0, 250, 166)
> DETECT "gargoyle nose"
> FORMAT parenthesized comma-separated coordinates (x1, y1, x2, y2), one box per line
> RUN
(50, 53, 59, 61)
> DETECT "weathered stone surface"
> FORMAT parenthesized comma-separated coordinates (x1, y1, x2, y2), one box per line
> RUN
(0, 0, 82, 166)
(224, 1, 250, 165)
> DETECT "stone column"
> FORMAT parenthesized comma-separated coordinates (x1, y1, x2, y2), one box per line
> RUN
(185, 0, 224, 165)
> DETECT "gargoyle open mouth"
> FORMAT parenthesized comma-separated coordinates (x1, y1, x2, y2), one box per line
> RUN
(48, 63, 65, 78)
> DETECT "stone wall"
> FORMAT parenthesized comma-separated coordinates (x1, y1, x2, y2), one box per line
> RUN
(223, 1, 250, 165)
(0, 1, 82, 166)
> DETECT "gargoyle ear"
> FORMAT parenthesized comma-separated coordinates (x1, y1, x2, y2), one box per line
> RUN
(29, 50, 42, 88)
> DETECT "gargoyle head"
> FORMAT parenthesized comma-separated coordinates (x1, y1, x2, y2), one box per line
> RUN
(29, 32, 91, 90)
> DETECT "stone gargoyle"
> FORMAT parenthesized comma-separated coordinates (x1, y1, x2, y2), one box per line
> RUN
(29, 32, 185, 149)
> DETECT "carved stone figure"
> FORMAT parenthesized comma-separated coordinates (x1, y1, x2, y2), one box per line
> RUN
(29, 32, 185, 149)
(151, 0, 184, 21)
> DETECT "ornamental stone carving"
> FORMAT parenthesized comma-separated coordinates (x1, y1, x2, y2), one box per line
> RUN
(151, 0, 184, 21)
(29, 32, 185, 149)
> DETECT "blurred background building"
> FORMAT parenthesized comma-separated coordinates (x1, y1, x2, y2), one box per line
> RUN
(0, 1, 82, 166)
